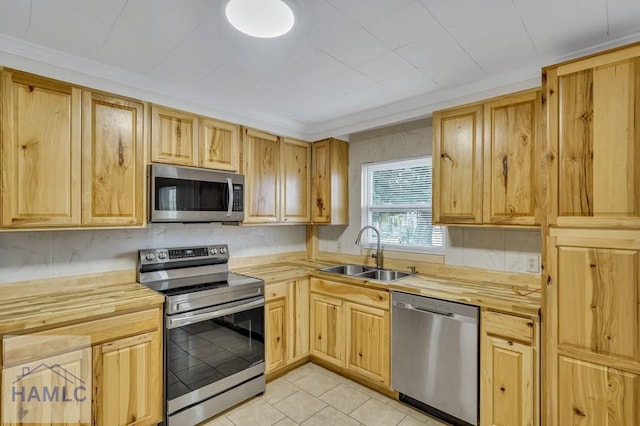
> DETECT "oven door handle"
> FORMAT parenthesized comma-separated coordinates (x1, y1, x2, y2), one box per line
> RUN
(168, 298, 264, 329)
(226, 177, 233, 217)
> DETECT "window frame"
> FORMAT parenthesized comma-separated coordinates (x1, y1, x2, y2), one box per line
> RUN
(360, 156, 444, 255)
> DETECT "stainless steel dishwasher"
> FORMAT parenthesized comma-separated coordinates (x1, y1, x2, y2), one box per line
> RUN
(391, 291, 479, 426)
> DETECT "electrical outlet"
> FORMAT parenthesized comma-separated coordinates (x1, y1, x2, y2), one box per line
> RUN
(526, 255, 540, 273)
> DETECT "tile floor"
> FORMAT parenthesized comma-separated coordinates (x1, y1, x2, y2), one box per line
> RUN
(203, 363, 449, 426)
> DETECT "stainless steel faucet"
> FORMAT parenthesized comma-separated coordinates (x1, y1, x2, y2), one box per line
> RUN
(355, 226, 382, 269)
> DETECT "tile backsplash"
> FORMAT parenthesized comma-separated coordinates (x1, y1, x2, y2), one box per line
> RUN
(0, 223, 306, 284)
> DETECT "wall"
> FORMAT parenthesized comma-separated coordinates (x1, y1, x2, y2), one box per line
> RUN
(318, 118, 541, 274)
(0, 224, 306, 284)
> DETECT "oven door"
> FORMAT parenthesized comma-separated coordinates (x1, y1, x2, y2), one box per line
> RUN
(150, 163, 244, 223)
(165, 296, 265, 417)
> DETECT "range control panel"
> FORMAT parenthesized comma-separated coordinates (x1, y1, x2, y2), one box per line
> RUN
(139, 245, 229, 265)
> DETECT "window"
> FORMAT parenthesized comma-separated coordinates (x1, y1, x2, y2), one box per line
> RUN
(361, 157, 444, 253)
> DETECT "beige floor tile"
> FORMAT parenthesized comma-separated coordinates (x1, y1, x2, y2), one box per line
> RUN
(273, 417, 300, 426)
(293, 371, 341, 397)
(347, 381, 390, 402)
(227, 399, 285, 426)
(319, 383, 370, 414)
(273, 390, 327, 423)
(385, 399, 432, 422)
(282, 362, 316, 382)
(264, 377, 300, 404)
(201, 415, 234, 426)
(350, 399, 406, 426)
(301, 406, 360, 426)
(397, 415, 427, 425)
(426, 418, 450, 426)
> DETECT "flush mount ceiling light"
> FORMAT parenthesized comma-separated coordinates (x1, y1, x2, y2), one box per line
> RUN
(225, 0, 294, 38)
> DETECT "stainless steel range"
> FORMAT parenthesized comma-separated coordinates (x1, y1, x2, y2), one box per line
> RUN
(137, 245, 265, 426)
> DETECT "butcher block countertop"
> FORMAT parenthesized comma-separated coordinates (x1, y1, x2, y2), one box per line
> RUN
(0, 271, 164, 335)
(234, 260, 541, 317)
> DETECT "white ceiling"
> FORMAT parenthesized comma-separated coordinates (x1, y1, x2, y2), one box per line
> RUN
(1, 0, 640, 140)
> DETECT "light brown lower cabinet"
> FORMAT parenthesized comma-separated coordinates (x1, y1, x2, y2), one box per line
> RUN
(480, 310, 538, 426)
(0, 308, 163, 426)
(94, 331, 162, 426)
(309, 278, 390, 388)
(265, 278, 310, 375)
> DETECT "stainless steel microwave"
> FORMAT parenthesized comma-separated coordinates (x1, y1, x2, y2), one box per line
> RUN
(149, 164, 244, 223)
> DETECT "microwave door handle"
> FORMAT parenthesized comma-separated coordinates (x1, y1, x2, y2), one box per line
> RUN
(226, 177, 233, 217)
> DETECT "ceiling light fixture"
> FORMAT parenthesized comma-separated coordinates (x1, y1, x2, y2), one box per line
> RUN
(225, 0, 294, 38)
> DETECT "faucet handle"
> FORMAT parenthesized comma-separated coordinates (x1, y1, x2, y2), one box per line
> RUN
(408, 266, 416, 275)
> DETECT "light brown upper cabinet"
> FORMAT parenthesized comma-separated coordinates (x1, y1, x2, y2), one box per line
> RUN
(151, 105, 240, 172)
(82, 91, 145, 226)
(1, 70, 82, 228)
(311, 138, 349, 225)
(243, 128, 280, 223)
(544, 43, 640, 228)
(1, 70, 146, 229)
(281, 138, 311, 223)
(433, 89, 540, 226)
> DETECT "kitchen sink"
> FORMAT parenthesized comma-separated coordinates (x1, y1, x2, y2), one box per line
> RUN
(319, 264, 376, 275)
(355, 269, 411, 281)
(319, 264, 411, 282)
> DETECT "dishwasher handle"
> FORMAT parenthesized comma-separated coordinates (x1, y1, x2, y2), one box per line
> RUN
(393, 300, 452, 317)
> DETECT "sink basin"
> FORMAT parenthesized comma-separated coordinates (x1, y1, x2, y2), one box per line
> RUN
(356, 269, 411, 282)
(320, 264, 375, 275)
(320, 264, 411, 282)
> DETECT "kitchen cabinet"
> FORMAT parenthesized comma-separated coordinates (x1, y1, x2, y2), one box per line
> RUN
(82, 91, 145, 226)
(151, 105, 240, 171)
(265, 283, 287, 372)
(281, 138, 311, 223)
(311, 138, 349, 225)
(544, 43, 640, 228)
(265, 278, 310, 375)
(94, 331, 162, 426)
(310, 278, 390, 388)
(243, 128, 280, 223)
(433, 89, 540, 226)
(1, 70, 146, 229)
(0, 307, 163, 426)
(1, 69, 82, 227)
(150, 105, 198, 167)
(545, 230, 640, 425)
(480, 310, 538, 426)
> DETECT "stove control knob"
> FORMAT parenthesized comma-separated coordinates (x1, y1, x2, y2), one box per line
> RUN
(157, 251, 167, 260)
(209, 248, 217, 256)
(145, 252, 156, 261)
(219, 247, 227, 255)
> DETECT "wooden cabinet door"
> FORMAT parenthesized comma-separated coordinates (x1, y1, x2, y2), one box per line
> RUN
(93, 331, 162, 426)
(344, 302, 390, 386)
(481, 335, 535, 426)
(311, 138, 348, 225)
(433, 104, 483, 224)
(310, 293, 344, 367)
(288, 278, 310, 361)
(82, 91, 145, 226)
(557, 245, 640, 362)
(483, 90, 539, 225)
(547, 45, 640, 227)
(2, 346, 92, 425)
(199, 117, 239, 171)
(558, 357, 639, 425)
(1, 70, 81, 227)
(151, 105, 197, 166)
(243, 128, 280, 223)
(281, 138, 311, 223)
(265, 299, 287, 373)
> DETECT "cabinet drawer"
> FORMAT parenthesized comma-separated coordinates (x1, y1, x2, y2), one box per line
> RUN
(3, 309, 160, 366)
(266, 282, 287, 301)
(482, 311, 535, 344)
(310, 278, 388, 310)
